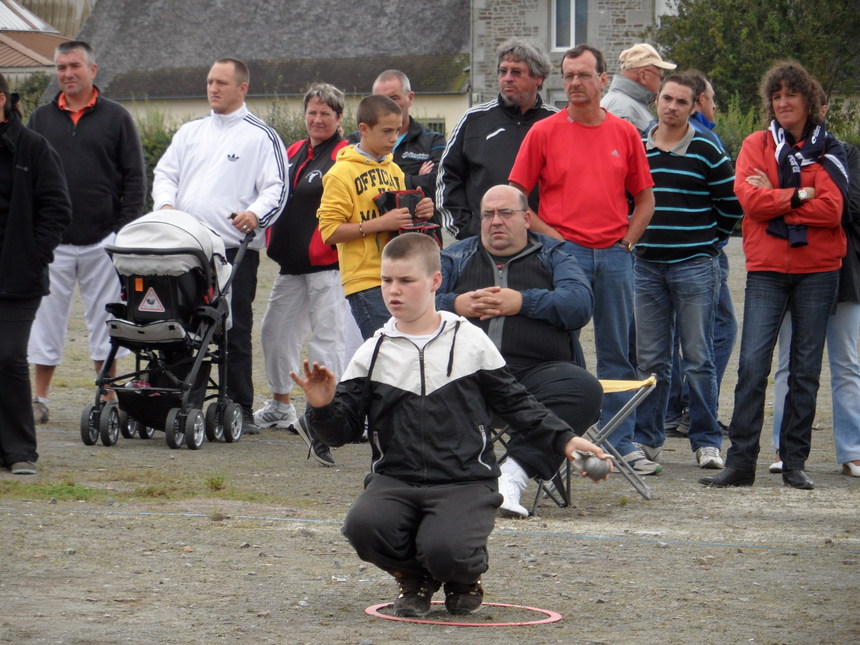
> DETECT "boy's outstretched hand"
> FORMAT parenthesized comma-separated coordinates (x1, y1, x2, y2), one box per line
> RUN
(290, 360, 337, 408)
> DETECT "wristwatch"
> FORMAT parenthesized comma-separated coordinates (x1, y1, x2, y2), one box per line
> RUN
(798, 188, 810, 201)
(618, 239, 634, 251)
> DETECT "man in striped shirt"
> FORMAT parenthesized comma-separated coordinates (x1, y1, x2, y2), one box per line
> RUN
(631, 73, 743, 471)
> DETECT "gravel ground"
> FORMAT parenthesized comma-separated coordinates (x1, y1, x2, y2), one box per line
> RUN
(1, 238, 857, 645)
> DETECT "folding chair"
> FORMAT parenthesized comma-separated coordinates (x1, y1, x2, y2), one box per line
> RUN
(530, 375, 658, 512)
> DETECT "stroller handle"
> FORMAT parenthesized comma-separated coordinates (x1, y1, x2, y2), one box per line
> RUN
(221, 229, 256, 294)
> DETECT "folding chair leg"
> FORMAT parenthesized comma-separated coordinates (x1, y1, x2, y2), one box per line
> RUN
(595, 439, 653, 500)
(530, 462, 571, 515)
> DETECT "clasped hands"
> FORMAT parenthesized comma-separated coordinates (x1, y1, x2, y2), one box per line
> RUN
(455, 286, 523, 320)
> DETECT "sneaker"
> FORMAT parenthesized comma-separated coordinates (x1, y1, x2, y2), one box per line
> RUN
(253, 400, 298, 430)
(666, 409, 690, 437)
(444, 580, 483, 615)
(10, 461, 37, 475)
(769, 453, 783, 474)
(622, 449, 663, 475)
(633, 442, 662, 462)
(497, 471, 529, 518)
(695, 446, 724, 470)
(392, 572, 441, 617)
(295, 415, 335, 467)
(32, 399, 49, 425)
(718, 420, 730, 438)
(242, 410, 261, 435)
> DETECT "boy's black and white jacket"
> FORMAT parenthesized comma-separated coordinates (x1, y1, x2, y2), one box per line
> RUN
(307, 311, 575, 487)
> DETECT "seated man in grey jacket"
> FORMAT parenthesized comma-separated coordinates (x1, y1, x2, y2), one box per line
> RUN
(437, 185, 603, 516)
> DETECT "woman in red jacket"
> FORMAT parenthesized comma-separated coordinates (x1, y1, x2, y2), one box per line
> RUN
(700, 61, 849, 490)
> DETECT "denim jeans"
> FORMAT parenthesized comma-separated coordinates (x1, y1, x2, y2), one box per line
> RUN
(562, 241, 638, 456)
(726, 270, 839, 472)
(346, 286, 390, 341)
(633, 256, 721, 451)
(772, 301, 860, 464)
(665, 248, 737, 421)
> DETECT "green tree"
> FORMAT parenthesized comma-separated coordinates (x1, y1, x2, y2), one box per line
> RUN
(15, 73, 50, 121)
(654, 0, 860, 114)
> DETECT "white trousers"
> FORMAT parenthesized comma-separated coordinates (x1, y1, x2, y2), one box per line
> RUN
(260, 270, 346, 394)
(28, 238, 127, 365)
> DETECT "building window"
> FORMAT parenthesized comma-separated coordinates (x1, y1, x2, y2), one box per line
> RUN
(552, 0, 587, 51)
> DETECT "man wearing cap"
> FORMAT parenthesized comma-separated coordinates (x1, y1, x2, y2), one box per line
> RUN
(601, 43, 676, 134)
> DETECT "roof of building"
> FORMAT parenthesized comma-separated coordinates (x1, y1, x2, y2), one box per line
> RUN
(0, 30, 66, 67)
(77, 0, 471, 99)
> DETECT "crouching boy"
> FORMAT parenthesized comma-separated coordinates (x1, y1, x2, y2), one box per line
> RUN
(291, 233, 610, 617)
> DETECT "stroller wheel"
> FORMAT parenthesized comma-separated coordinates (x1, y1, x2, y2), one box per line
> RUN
(184, 409, 205, 450)
(205, 403, 224, 442)
(99, 403, 121, 447)
(121, 415, 137, 439)
(222, 402, 243, 443)
(80, 405, 98, 445)
(137, 423, 156, 440)
(165, 408, 185, 449)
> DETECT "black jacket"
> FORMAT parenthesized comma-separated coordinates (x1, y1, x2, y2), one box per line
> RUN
(436, 95, 557, 240)
(267, 133, 346, 274)
(308, 312, 575, 486)
(0, 114, 71, 298)
(27, 89, 146, 246)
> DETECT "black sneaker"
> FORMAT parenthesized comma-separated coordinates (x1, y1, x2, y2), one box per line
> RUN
(665, 409, 690, 438)
(295, 415, 335, 467)
(242, 410, 261, 435)
(444, 580, 483, 615)
(392, 572, 441, 617)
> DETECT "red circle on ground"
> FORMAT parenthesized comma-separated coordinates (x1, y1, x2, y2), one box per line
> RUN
(365, 600, 563, 626)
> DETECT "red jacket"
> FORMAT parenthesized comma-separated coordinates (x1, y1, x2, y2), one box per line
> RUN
(734, 130, 845, 274)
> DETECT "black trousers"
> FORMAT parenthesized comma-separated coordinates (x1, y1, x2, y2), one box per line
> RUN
(506, 361, 604, 480)
(0, 297, 41, 466)
(343, 474, 502, 584)
(225, 248, 259, 414)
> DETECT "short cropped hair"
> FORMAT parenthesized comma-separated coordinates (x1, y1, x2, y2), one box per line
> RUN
(303, 83, 345, 117)
(374, 69, 411, 94)
(660, 73, 698, 100)
(760, 60, 823, 127)
(382, 233, 441, 276)
(55, 40, 95, 66)
(356, 94, 401, 128)
(496, 38, 551, 87)
(562, 44, 607, 75)
(684, 69, 709, 102)
(216, 57, 250, 85)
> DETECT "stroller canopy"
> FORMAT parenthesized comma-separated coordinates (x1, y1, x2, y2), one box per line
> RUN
(110, 211, 230, 291)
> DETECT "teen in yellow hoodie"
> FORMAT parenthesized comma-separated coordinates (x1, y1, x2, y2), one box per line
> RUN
(317, 95, 433, 338)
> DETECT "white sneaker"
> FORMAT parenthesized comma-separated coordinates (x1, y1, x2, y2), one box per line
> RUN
(633, 441, 662, 462)
(622, 449, 663, 475)
(696, 446, 724, 470)
(498, 471, 529, 518)
(253, 400, 298, 430)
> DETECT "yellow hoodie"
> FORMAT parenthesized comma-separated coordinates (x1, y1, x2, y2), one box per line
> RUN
(317, 145, 406, 295)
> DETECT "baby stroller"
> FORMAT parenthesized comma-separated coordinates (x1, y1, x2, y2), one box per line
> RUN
(79, 210, 252, 449)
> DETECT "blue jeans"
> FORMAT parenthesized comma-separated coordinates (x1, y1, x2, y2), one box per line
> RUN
(563, 241, 638, 455)
(726, 270, 838, 472)
(772, 301, 860, 464)
(346, 286, 390, 341)
(633, 256, 721, 451)
(666, 248, 737, 421)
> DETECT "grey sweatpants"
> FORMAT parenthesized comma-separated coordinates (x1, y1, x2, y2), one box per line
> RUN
(342, 474, 502, 584)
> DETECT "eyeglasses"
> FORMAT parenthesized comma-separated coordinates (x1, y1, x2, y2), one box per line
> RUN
(480, 208, 525, 221)
(563, 72, 601, 82)
(642, 68, 664, 79)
